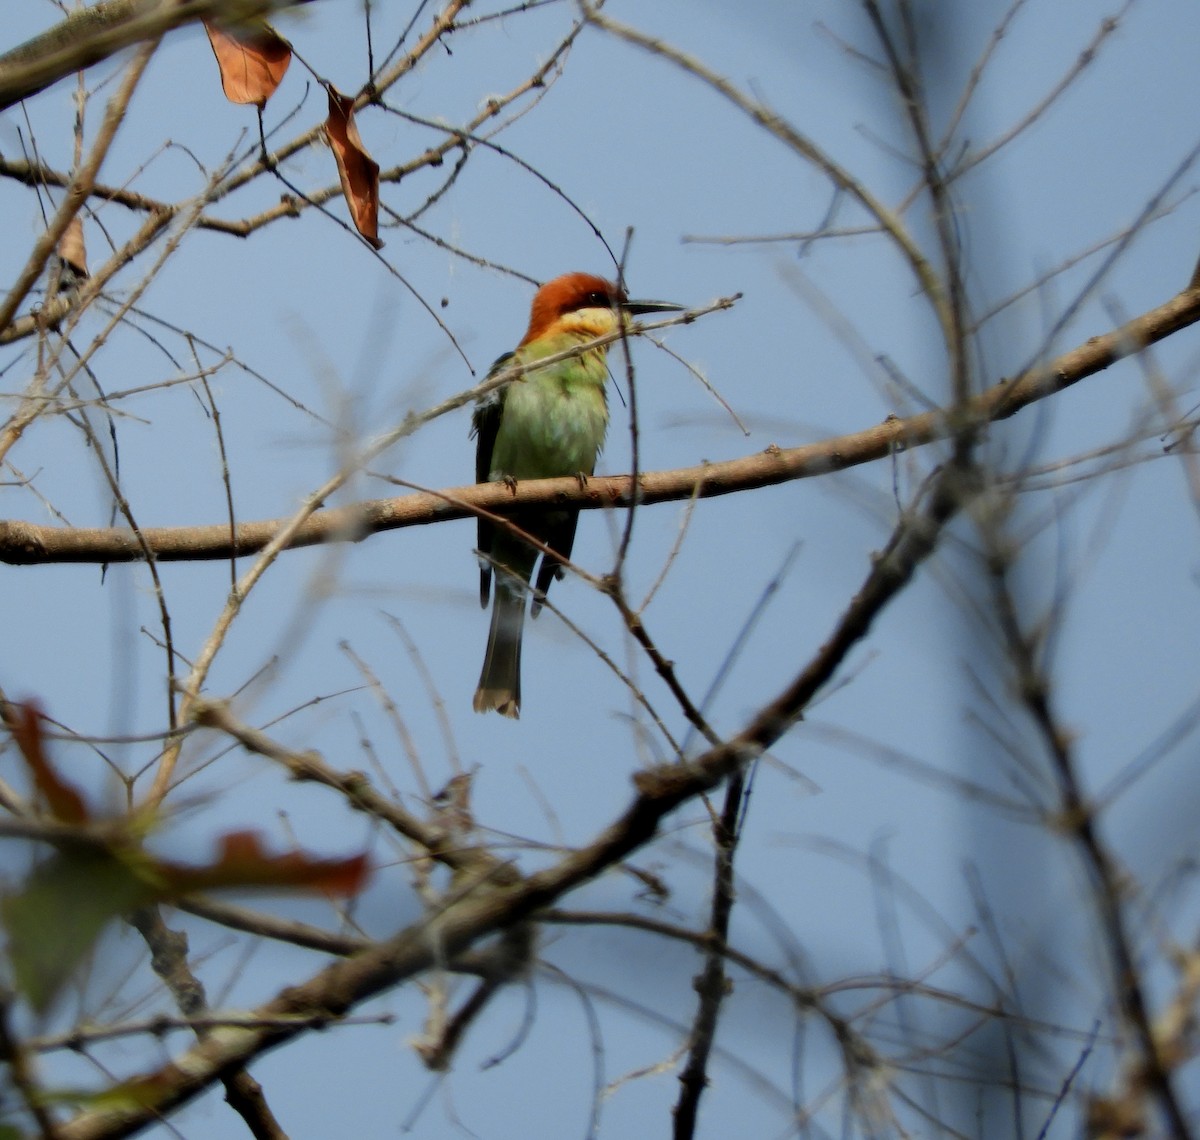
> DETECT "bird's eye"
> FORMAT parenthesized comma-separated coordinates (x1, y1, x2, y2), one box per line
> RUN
(586, 292, 609, 308)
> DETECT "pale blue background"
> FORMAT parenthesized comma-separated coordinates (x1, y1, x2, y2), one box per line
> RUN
(2, 1, 1200, 1136)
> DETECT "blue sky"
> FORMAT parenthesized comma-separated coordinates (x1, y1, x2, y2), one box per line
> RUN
(3, 1, 1200, 1136)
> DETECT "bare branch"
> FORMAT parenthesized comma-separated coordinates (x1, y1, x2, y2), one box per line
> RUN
(3, 284, 1195, 567)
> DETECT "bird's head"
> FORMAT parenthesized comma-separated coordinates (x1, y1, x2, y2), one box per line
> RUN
(519, 272, 683, 346)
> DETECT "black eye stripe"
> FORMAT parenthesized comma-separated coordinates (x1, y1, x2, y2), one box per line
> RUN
(566, 289, 621, 313)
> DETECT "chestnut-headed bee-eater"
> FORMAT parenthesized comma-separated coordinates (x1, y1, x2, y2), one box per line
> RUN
(471, 272, 683, 718)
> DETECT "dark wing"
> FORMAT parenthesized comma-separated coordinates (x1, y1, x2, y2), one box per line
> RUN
(471, 351, 512, 608)
(531, 509, 579, 617)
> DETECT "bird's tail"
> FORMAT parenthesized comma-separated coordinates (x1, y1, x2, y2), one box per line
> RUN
(473, 578, 525, 718)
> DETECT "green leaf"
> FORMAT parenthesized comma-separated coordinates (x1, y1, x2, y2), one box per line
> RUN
(2, 848, 153, 1013)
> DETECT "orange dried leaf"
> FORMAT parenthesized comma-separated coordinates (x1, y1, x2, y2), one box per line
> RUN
(324, 86, 384, 249)
(10, 703, 89, 825)
(57, 215, 88, 277)
(204, 21, 291, 107)
(156, 829, 370, 898)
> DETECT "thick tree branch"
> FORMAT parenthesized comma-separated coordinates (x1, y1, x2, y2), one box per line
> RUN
(4, 284, 1199, 568)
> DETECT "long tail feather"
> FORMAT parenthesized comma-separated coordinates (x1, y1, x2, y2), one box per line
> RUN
(473, 579, 525, 718)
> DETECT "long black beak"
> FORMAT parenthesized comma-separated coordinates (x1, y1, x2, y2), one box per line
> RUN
(621, 297, 685, 316)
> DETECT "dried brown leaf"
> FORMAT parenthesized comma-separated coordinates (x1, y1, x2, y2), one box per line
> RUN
(324, 86, 384, 249)
(11, 703, 89, 824)
(155, 829, 371, 897)
(204, 21, 291, 107)
(1, 825, 368, 1011)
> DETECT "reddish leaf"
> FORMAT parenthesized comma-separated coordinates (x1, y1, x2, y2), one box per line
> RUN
(204, 21, 291, 108)
(1, 827, 366, 1012)
(10, 703, 89, 825)
(0, 703, 367, 1012)
(156, 830, 370, 897)
(324, 86, 384, 249)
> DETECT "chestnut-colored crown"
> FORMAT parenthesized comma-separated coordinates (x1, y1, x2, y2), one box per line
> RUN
(519, 272, 624, 346)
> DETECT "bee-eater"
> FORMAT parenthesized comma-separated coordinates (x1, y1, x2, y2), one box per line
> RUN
(471, 272, 683, 718)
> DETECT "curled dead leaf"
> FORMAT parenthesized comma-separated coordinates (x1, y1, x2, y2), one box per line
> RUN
(324, 86, 384, 249)
(0, 702, 369, 1012)
(11, 702, 89, 825)
(204, 20, 291, 108)
(156, 829, 371, 898)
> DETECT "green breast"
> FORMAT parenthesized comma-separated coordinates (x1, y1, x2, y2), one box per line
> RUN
(489, 342, 610, 480)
